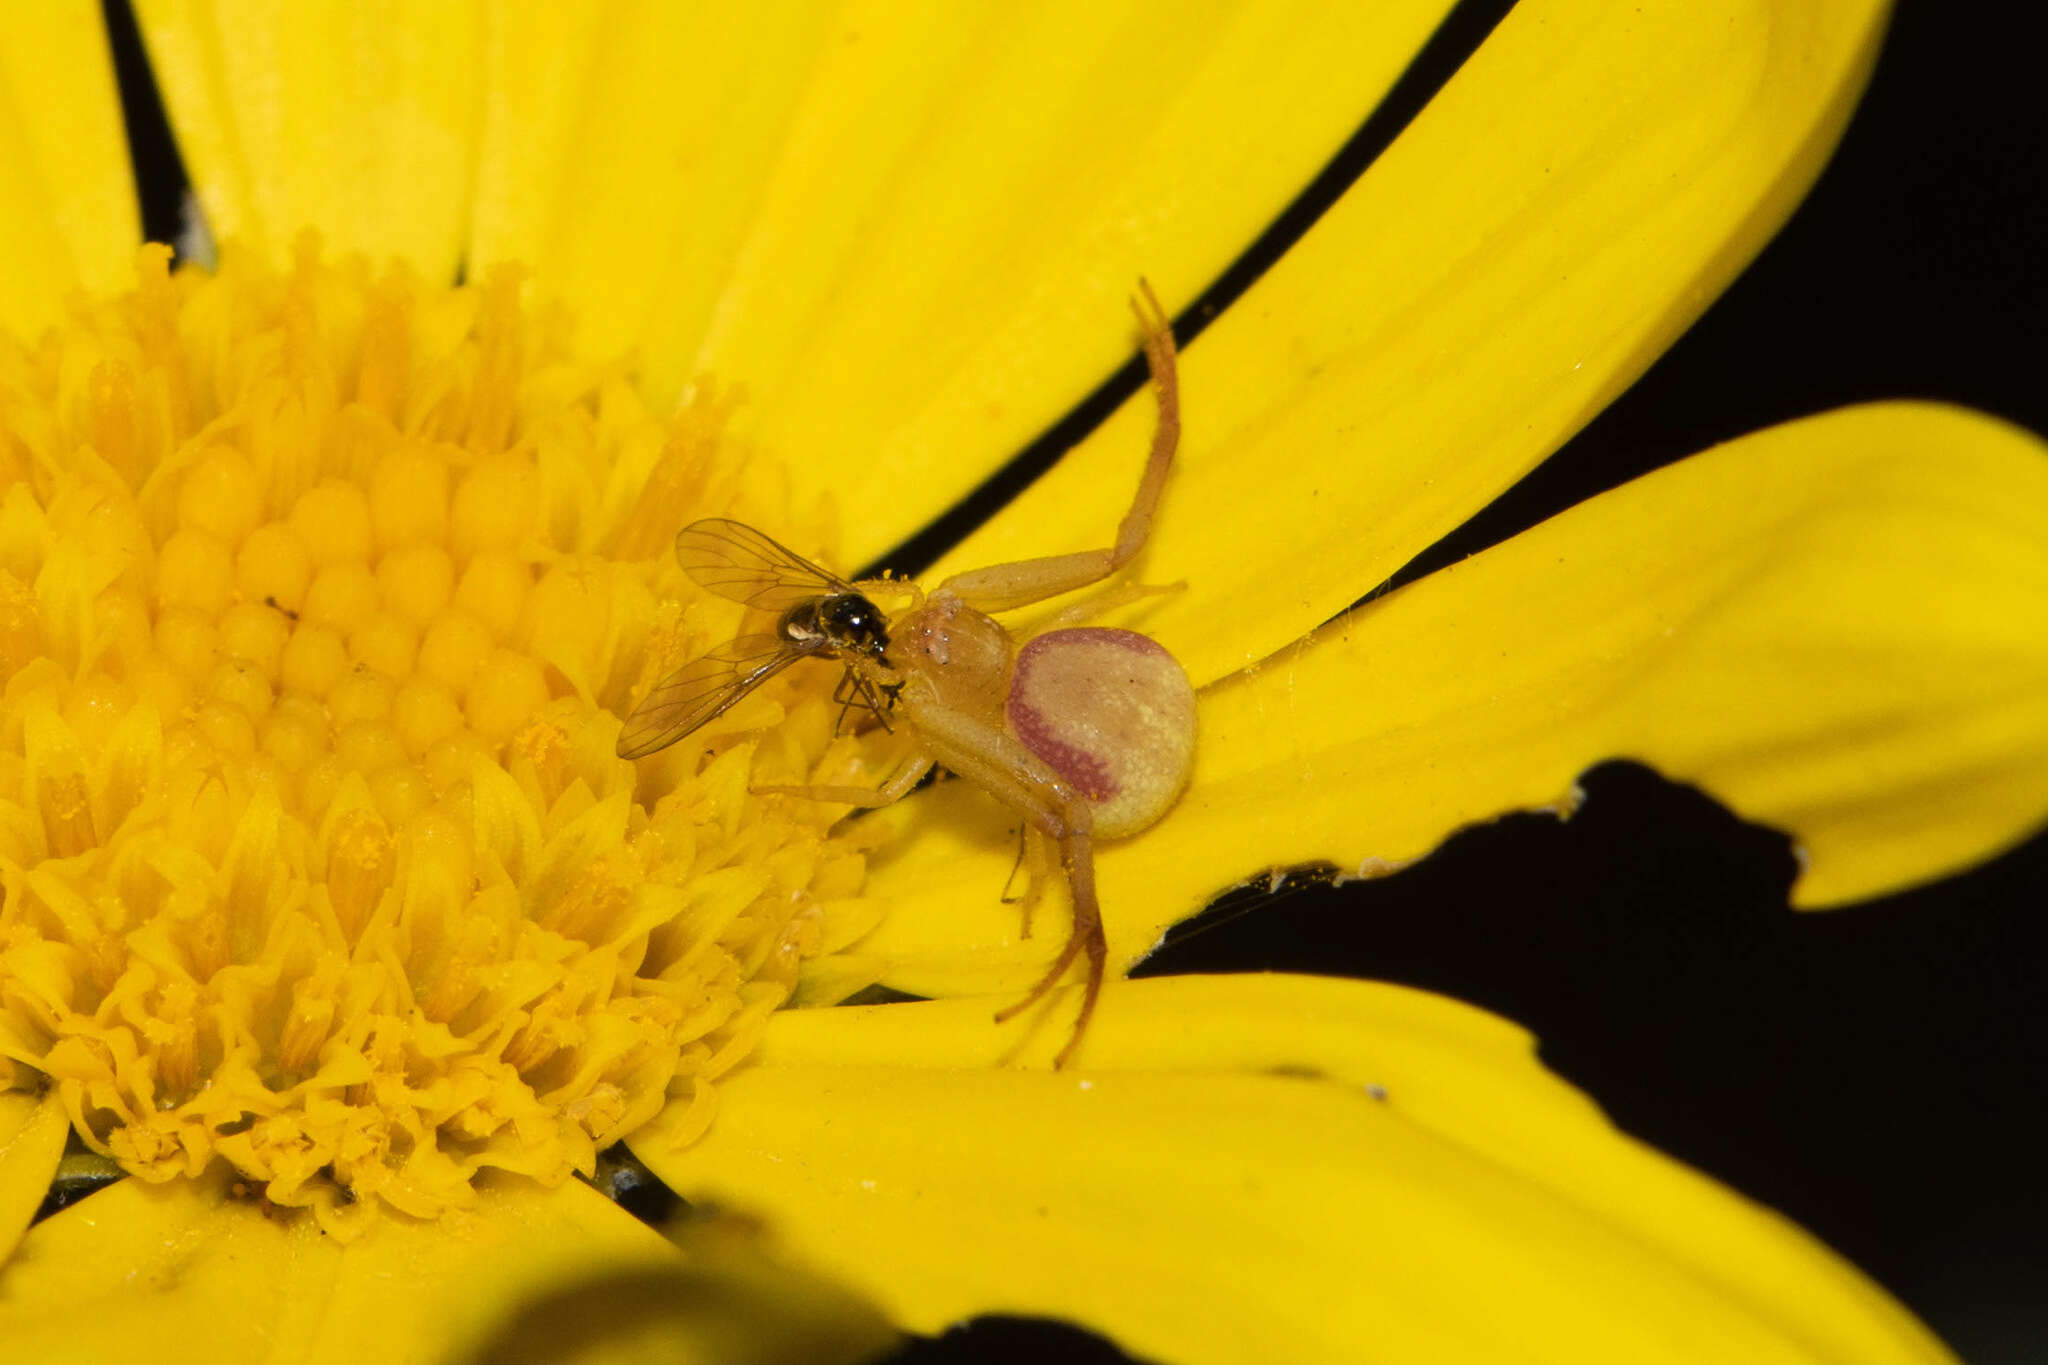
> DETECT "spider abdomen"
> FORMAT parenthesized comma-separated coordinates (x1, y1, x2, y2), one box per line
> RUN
(1006, 627, 1195, 838)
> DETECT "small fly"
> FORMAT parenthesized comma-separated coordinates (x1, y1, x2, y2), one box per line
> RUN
(614, 519, 896, 759)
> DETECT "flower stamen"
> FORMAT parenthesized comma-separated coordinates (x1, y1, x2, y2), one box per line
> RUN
(0, 241, 889, 1227)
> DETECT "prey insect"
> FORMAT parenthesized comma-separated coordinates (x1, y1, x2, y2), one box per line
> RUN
(618, 282, 1192, 1067)
(615, 519, 899, 755)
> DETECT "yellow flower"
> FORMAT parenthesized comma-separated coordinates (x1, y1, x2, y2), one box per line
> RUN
(0, 2, 2037, 1362)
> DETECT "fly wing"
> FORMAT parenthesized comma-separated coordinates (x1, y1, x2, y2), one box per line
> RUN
(675, 519, 853, 614)
(615, 633, 817, 759)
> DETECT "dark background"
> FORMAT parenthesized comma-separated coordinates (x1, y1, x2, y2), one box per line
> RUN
(1138, 3, 2046, 1362)
(937, 2, 2048, 1360)
(105, 1, 2042, 1360)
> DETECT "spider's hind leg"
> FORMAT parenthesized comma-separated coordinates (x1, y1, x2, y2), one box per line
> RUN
(993, 825, 1105, 1070)
(999, 826, 1055, 944)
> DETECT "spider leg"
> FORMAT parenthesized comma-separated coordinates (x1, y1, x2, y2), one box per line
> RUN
(934, 282, 1180, 614)
(754, 753, 934, 808)
(991, 824, 1103, 1070)
(999, 823, 1030, 904)
(894, 693, 1107, 1068)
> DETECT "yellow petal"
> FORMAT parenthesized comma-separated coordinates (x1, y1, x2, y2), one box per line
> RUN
(466, 1, 1456, 553)
(851, 403, 2048, 991)
(0, 1169, 342, 1363)
(0, 2, 139, 335)
(0, 1171, 683, 1364)
(0, 1092, 66, 1261)
(133, 0, 483, 277)
(453, 1225, 899, 1365)
(937, 0, 1890, 685)
(466, 1, 841, 391)
(635, 975, 1955, 1365)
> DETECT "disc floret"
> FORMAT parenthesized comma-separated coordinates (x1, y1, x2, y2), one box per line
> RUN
(0, 242, 880, 1230)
